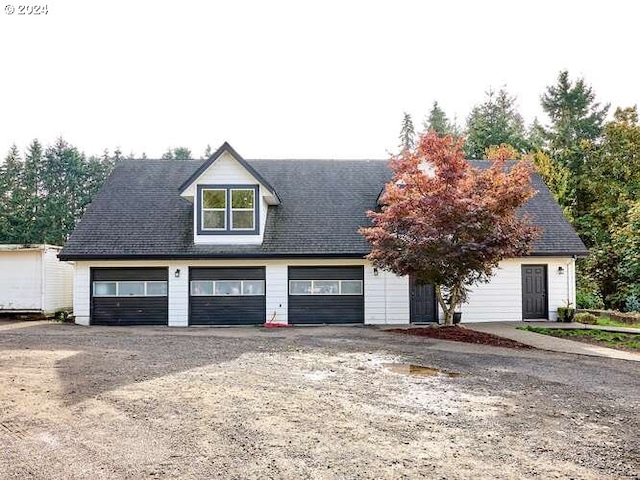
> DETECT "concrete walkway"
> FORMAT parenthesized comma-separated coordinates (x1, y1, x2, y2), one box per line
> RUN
(465, 321, 640, 362)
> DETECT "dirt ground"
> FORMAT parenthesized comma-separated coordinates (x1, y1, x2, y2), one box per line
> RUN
(0, 320, 638, 479)
(387, 325, 532, 349)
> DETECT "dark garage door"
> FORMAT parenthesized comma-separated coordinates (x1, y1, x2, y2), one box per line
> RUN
(189, 267, 266, 325)
(91, 268, 168, 326)
(288, 266, 364, 324)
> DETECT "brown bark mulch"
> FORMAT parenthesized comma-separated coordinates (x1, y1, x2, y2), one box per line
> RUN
(387, 325, 533, 349)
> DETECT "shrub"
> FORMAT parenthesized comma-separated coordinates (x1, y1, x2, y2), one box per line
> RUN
(557, 307, 575, 322)
(625, 294, 640, 313)
(54, 310, 73, 323)
(575, 312, 598, 325)
(576, 288, 604, 309)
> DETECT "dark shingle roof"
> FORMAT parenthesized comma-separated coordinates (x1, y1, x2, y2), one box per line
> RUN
(59, 159, 588, 260)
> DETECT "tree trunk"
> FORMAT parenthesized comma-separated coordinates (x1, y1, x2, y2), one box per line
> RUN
(435, 283, 462, 326)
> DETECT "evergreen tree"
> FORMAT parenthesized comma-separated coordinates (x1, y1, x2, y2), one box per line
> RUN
(398, 112, 416, 150)
(465, 88, 530, 159)
(162, 147, 192, 160)
(540, 71, 610, 215)
(0, 140, 117, 245)
(173, 147, 192, 160)
(423, 101, 458, 137)
(202, 144, 213, 159)
(0, 145, 25, 243)
(22, 140, 45, 242)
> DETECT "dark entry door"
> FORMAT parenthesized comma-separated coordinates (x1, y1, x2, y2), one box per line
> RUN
(409, 276, 436, 323)
(522, 265, 548, 319)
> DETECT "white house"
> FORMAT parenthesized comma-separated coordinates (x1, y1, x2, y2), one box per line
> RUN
(0, 244, 74, 316)
(59, 143, 587, 327)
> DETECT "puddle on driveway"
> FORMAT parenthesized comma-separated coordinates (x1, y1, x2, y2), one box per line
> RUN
(384, 363, 460, 378)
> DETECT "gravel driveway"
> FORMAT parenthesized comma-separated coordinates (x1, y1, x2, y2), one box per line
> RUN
(0, 321, 638, 479)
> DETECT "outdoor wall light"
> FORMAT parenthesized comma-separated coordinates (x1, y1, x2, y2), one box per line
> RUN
(174, 269, 181, 278)
(557, 266, 565, 275)
(373, 267, 379, 276)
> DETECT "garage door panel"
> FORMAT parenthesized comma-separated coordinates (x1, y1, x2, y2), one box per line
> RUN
(93, 268, 168, 282)
(190, 297, 265, 325)
(289, 296, 363, 324)
(289, 267, 363, 281)
(288, 266, 364, 324)
(190, 267, 264, 281)
(189, 267, 266, 325)
(92, 297, 168, 326)
(91, 268, 168, 326)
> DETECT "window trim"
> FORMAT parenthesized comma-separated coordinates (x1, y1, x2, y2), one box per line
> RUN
(230, 188, 256, 231)
(201, 188, 227, 231)
(92, 281, 168, 297)
(197, 184, 260, 236)
(190, 280, 265, 297)
(288, 279, 363, 296)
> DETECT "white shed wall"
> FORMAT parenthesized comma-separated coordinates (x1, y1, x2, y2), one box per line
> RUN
(0, 250, 42, 311)
(42, 247, 74, 314)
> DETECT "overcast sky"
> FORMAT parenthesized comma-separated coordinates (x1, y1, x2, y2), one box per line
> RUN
(1, 0, 638, 160)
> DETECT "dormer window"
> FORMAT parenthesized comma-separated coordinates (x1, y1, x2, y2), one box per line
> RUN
(231, 189, 255, 230)
(197, 184, 260, 235)
(202, 189, 226, 230)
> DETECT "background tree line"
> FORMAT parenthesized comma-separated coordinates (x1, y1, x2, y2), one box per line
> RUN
(0, 141, 209, 246)
(399, 70, 639, 312)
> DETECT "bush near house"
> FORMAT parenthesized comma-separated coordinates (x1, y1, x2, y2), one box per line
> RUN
(574, 312, 598, 325)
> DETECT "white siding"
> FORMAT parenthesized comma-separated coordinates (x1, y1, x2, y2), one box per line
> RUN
(453, 257, 575, 323)
(364, 266, 410, 324)
(42, 247, 74, 314)
(181, 152, 270, 245)
(0, 250, 42, 311)
(73, 262, 90, 325)
(74, 257, 576, 326)
(265, 264, 288, 324)
(168, 263, 189, 327)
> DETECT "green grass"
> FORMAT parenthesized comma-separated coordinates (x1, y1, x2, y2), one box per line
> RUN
(593, 317, 640, 329)
(518, 326, 640, 351)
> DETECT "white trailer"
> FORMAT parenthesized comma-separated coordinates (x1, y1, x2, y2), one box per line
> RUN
(0, 245, 73, 316)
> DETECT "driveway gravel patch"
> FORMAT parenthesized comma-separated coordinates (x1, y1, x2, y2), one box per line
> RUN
(0, 321, 638, 479)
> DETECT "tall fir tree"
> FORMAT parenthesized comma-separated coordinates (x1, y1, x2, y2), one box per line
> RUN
(202, 144, 213, 159)
(162, 147, 192, 160)
(0, 145, 25, 243)
(423, 101, 458, 137)
(464, 88, 530, 159)
(398, 112, 416, 150)
(540, 70, 610, 216)
(22, 140, 45, 242)
(173, 147, 192, 160)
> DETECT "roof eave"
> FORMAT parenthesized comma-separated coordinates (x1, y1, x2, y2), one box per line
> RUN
(58, 252, 369, 261)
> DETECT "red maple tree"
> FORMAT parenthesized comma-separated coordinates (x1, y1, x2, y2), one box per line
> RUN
(360, 133, 540, 325)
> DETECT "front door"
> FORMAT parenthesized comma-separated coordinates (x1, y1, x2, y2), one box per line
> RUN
(522, 265, 548, 319)
(409, 275, 436, 323)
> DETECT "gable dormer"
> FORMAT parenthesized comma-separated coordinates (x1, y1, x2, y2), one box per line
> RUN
(179, 142, 280, 245)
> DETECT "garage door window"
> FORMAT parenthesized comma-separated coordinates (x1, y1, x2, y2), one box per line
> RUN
(190, 280, 265, 296)
(93, 281, 168, 297)
(289, 280, 363, 295)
